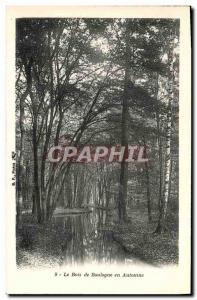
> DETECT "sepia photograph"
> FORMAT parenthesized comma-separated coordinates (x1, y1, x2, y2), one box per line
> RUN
(16, 16, 180, 268)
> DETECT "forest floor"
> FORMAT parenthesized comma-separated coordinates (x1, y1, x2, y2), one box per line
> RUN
(111, 208, 178, 265)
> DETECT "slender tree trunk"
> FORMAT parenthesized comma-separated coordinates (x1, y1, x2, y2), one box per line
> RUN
(24, 59, 42, 223)
(118, 21, 131, 222)
(145, 161, 152, 222)
(163, 108, 172, 217)
(32, 193, 37, 216)
(33, 119, 42, 223)
(142, 138, 152, 222)
(40, 31, 56, 222)
(155, 73, 163, 212)
(155, 38, 174, 233)
(155, 106, 172, 233)
(16, 90, 28, 228)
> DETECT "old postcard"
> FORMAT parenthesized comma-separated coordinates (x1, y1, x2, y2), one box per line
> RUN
(6, 6, 191, 294)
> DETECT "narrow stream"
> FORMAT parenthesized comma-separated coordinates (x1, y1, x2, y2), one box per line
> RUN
(52, 209, 135, 265)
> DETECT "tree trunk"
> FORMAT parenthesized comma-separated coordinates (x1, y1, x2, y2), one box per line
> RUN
(118, 21, 131, 222)
(23, 58, 42, 223)
(40, 31, 56, 221)
(33, 119, 42, 223)
(16, 90, 28, 228)
(145, 161, 152, 222)
(155, 73, 163, 212)
(155, 37, 175, 233)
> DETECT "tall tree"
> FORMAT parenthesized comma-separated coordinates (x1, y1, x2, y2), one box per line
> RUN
(155, 26, 179, 233)
(118, 20, 130, 222)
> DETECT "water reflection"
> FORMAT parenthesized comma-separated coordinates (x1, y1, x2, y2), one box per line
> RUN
(53, 210, 126, 265)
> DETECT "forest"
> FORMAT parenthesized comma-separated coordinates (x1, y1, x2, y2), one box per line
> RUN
(16, 18, 179, 267)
